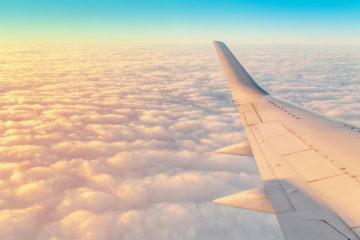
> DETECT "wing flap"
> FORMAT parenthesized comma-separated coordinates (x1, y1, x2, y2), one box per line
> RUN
(284, 149, 344, 182)
(309, 174, 360, 229)
(248, 121, 360, 239)
(253, 119, 360, 230)
(278, 218, 350, 240)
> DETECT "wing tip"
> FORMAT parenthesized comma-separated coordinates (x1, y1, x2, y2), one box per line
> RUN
(213, 40, 269, 99)
(213, 40, 224, 46)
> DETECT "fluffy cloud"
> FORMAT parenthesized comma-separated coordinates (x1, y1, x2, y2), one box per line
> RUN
(0, 44, 358, 240)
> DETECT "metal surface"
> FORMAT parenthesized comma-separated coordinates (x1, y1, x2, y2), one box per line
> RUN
(213, 41, 360, 240)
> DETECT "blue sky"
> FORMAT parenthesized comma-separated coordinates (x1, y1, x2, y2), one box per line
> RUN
(1, 0, 360, 45)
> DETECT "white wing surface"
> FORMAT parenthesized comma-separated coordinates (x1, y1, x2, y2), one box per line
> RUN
(213, 41, 360, 240)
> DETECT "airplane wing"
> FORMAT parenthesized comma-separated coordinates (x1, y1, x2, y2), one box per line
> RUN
(213, 41, 360, 240)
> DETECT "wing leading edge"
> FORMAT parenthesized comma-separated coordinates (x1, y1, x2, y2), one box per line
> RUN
(213, 41, 360, 240)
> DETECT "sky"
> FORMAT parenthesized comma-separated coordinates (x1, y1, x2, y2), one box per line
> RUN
(1, 1, 360, 240)
(1, 0, 360, 45)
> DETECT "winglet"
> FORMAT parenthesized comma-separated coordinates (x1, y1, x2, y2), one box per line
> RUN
(213, 186, 274, 213)
(213, 41, 268, 102)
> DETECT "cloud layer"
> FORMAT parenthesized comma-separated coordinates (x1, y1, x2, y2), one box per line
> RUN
(0, 44, 359, 240)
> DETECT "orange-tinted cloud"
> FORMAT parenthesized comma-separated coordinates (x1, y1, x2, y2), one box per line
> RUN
(0, 45, 359, 240)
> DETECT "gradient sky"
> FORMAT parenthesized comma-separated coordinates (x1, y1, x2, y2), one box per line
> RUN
(1, 0, 360, 45)
(1, 2, 360, 240)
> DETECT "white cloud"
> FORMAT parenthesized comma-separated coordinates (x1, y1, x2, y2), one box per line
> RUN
(0, 44, 358, 239)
